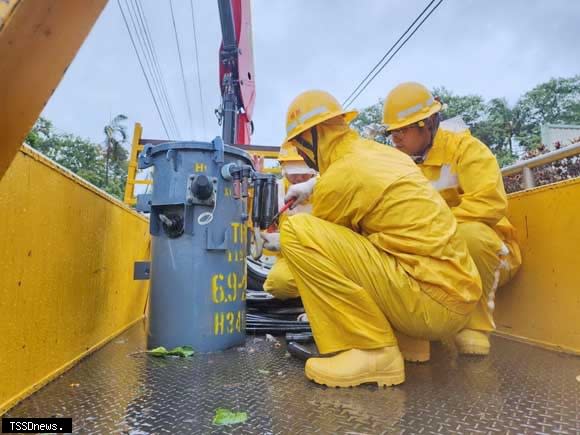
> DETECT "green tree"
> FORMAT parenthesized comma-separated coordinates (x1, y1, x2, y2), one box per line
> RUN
(433, 87, 487, 127)
(467, 97, 521, 166)
(351, 99, 389, 144)
(514, 75, 580, 149)
(485, 98, 515, 153)
(103, 114, 129, 189)
(25, 117, 54, 151)
(26, 118, 107, 184)
(25, 117, 129, 199)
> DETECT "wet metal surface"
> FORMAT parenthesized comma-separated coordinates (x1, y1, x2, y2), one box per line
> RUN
(6, 321, 580, 434)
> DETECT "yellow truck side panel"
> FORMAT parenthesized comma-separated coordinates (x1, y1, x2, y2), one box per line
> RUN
(496, 178, 580, 354)
(0, 146, 150, 415)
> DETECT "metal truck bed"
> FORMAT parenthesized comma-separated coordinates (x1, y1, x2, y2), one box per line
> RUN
(5, 321, 580, 434)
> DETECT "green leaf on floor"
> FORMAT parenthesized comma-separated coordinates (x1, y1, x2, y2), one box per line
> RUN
(146, 345, 194, 358)
(258, 369, 270, 374)
(212, 408, 248, 426)
(147, 346, 170, 357)
(168, 346, 194, 357)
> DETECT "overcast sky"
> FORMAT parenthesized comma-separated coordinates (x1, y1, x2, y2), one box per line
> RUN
(42, 0, 580, 148)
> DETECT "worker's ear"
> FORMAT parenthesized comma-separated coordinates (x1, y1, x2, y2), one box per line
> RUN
(424, 113, 438, 131)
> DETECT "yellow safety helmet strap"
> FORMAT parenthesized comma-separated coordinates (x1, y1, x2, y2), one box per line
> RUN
(293, 127, 319, 171)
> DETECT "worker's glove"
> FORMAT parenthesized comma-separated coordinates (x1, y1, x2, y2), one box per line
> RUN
(260, 232, 281, 251)
(284, 176, 317, 207)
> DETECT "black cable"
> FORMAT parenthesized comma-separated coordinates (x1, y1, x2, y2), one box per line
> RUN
(190, 0, 207, 137)
(125, 0, 179, 139)
(343, 0, 443, 108)
(131, 0, 179, 138)
(169, 0, 194, 138)
(132, 0, 182, 139)
(342, 0, 436, 108)
(117, 0, 171, 139)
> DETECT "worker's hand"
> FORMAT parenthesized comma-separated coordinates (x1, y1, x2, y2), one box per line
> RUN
(284, 176, 317, 207)
(260, 232, 281, 251)
(252, 155, 264, 172)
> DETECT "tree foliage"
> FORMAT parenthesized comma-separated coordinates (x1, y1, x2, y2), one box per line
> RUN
(103, 114, 129, 198)
(515, 76, 580, 149)
(103, 114, 129, 191)
(25, 116, 130, 199)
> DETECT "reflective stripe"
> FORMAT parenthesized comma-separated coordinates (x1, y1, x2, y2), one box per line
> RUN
(397, 96, 434, 120)
(431, 165, 458, 191)
(498, 243, 509, 256)
(286, 120, 299, 134)
(299, 106, 327, 124)
(282, 162, 317, 175)
(487, 244, 511, 324)
(286, 106, 328, 134)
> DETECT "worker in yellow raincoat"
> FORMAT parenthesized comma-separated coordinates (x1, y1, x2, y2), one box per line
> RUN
(383, 82, 522, 356)
(261, 90, 482, 388)
(262, 142, 316, 299)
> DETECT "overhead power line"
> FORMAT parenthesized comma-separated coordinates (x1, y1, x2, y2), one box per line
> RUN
(131, 0, 181, 139)
(343, 0, 444, 108)
(169, 0, 195, 138)
(125, 0, 180, 139)
(190, 0, 207, 137)
(342, 0, 436, 108)
(117, 0, 172, 139)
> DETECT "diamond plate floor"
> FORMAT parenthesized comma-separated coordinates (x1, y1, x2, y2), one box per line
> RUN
(6, 321, 580, 434)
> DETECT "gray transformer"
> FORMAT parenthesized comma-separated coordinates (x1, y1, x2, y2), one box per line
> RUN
(138, 137, 252, 352)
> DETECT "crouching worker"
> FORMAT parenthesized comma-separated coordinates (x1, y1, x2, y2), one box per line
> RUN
(261, 143, 317, 300)
(263, 90, 482, 388)
(383, 82, 522, 355)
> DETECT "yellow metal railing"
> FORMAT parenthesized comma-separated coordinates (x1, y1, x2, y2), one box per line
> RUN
(235, 144, 281, 175)
(123, 123, 152, 206)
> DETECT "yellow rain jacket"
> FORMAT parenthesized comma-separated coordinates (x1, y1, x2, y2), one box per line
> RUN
(418, 128, 522, 287)
(414, 126, 522, 333)
(307, 125, 481, 315)
(277, 121, 481, 353)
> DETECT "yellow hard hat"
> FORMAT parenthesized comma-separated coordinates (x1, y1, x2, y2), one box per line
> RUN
(277, 141, 304, 163)
(383, 82, 442, 131)
(283, 90, 358, 144)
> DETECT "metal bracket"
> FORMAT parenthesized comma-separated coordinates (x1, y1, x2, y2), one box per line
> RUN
(212, 136, 225, 164)
(206, 224, 233, 251)
(135, 194, 152, 213)
(138, 143, 154, 169)
(133, 261, 151, 280)
(166, 149, 179, 172)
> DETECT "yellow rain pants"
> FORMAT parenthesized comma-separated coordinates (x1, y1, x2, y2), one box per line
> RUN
(281, 214, 470, 354)
(275, 121, 481, 353)
(419, 127, 522, 332)
(263, 256, 298, 300)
